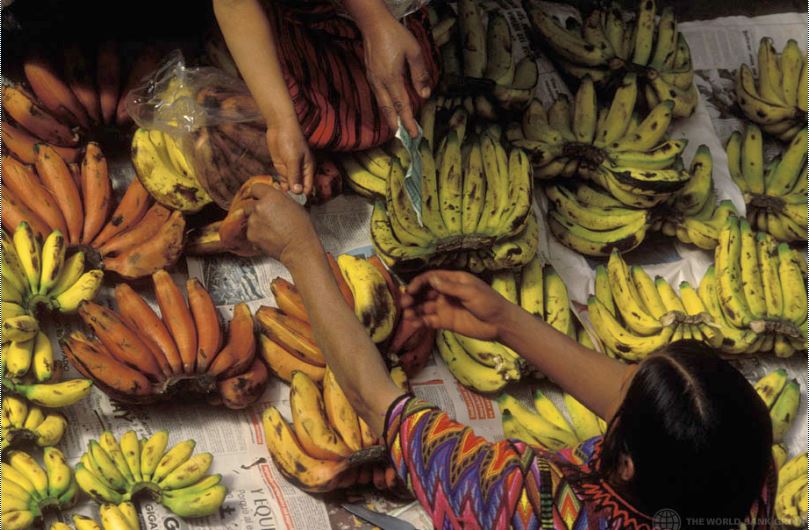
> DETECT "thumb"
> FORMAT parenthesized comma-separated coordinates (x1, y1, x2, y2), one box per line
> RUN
(407, 49, 431, 99)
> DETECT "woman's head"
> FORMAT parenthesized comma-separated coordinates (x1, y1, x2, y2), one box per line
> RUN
(600, 340, 773, 527)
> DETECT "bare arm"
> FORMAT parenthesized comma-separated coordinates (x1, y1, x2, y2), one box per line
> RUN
(213, 0, 315, 194)
(245, 186, 402, 435)
(402, 271, 632, 421)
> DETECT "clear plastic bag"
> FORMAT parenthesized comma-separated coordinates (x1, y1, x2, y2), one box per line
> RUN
(385, 0, 431, 20)
(126, 51, 272, 210)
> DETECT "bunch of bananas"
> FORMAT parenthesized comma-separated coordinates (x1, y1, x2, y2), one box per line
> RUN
(63, 270, 265, 409)
(735, 38, 807, 142)
(3, 144, 186, 280)
(727, 125, 807, 242)
(699, 217, 807, 356)
(74, 430, 226, 518)
(259, 253, 401, 381)
(371, 119, 538, 272)
(131, 128, 212, 213)
(2, 395, 67, 449)
(2, 448, 78, 530)
(513, 75, 690, 203)
(587, 250, 720, 360)
(263, 368, 405, 493)
(525, 0, 697, 117)
(776, 453, 809, 526)
(436, 0, 537, 117)
(3, 225, 102, 382)
(498, 391, 606, 451)
(436, 257, 577, 393)
(754, 369, 801, 442)
(2, 376, 93, 408)
(50, 503, 141, 530)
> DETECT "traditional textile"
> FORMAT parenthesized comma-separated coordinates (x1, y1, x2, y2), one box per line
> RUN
(384, 395, 775, 530)
(263, 1, 440, 152)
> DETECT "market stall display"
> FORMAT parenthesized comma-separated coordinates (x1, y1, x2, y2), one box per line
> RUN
(777, 453, 810, 526)
(49, 503, 141, 530)
(2, 395, 67, 449)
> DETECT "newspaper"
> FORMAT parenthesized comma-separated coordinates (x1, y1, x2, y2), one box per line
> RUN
(38, 6, 807, 530)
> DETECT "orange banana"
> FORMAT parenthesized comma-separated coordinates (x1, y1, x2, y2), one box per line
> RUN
(3, 155, 68, 235)
(34, 143, 84, 243)
(258, 334, 325, 383)
(270, 277, 309, 322)
(24, 52, 90, 128)
(97, 41, 121, 125)
(3, 85, 79, 146)
(69, 162, 82, 194)
(2, 184, 50, 238)
(187, 278, 222, 372)
(2, 120, 79, 163)
(64, 44, 101, 124)
(255, 306, 324, 366)
(114, 283, 183, 376)
(116, 46, 162, 125)
(78, 301, 164, 380)
(185, 221, 226, 255)
(98, 203, 170, 256)
(80, 142, 112, 244)
(153, 269, 197, 374)
(92, 178, 153, 247)
(102, 210, 185, 279)
(207, 303, 255, 378)
(217, 358, 268, 409)
(63, 334, 153, 396)
(327, 253, 354, 309)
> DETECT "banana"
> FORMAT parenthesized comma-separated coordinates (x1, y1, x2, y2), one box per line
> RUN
(452, 333, 520, 379)
(31, 331, 54, 382)
(53, 269, 103, 313)
(563, 393, 602, 442)
(341, 155, 387, 198)
(6, 378, 92, 408)
(736, 64, 797, 126)
(525, 7, 611, 66)
(99, 503, 137, 530)
(613, 101, 675, 152)
(767, 128, 808, 196)
(594, 264, 616, 316)
(458, 0, 486, 77)
(595, 74, 637, 147)
(770, 379, 800, 442)
(47, 251, 86, 298)
(355, 147, 393, 179)
(532, 389, 575, 435)
(158, 453, 213, 490)
(608, 250, 662, 335)
(140, 431, 170, 482)
(43, 446, 72, 498)
(71, 515, 104, 530)
(501, 409, 541, 446)
(2, 230, 29, 296)
(461, 141, 486, 234)
(436, 331, 507, 393)
(739, 220, 767, 318)
(38, 230, 66, 295)
(755, 368, 789, 408)
(386, 160, 434, 248)
(151, 439, 196, 484)
(6, 395, 29, 429)
(650, 7, 677, 69)
(89, 440, 128, 491)
(697, 266, 758, 354)
(630, 266, 668, 319)
(120, 431, 143, 483)
(3, 510, 35, 530)
(290, 371, 351, 460)
(34, 413, 67, 447)
(543, 267, 572, 337)
(779, 453, 809, 490)
(715, 217, 755, 328)
(322, 368, 362, 452)
(8, 450, 49, 499)
(741, 125, 765, 194)
(22, 404, 45, 431)
(513, 57, 539, 90)
(437, 131, 464, 233)
(548, 210, 647, 257)
(587, 296, 674, 361)
(757, 38, 785, 104)
(497, 394, 578, 450)
(519, 255, 544, 317)
(75, 463, 124, 503)
(484, 14, 514, 85)
(13, 222, 42, 294)
(548, 96, 575, 142)
(3, 315, 40, 343)
(6, 337, 35, 377)
(161, 484, 227, 518)
(573, 76, 597, 144)
(778, 243, 807, 325)
(547, 185, 647, 231)
(337, 254, 396, 343)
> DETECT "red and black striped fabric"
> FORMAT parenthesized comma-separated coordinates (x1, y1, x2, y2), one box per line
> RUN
(265, 0, 440, 152)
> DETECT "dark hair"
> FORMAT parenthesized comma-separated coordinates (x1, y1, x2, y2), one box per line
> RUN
(599, 340, 773, 528)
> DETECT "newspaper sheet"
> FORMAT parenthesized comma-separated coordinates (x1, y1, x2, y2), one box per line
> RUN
(41, 5, 807, 530)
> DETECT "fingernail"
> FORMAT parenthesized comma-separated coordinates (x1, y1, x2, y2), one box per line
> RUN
(420, 88, 430, 98)
(293, 184, 303, 193)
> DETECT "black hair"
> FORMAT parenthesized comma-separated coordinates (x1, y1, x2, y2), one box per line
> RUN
(599, 340, 773, 529)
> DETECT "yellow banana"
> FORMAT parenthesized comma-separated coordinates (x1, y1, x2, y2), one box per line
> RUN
(140, 431, 169, 482)
(13, 222, 42, 294)
(290, 370, 351, 461)
(337, 254, 396, 343)
(53, 269, 103, 314)
(563, 393, 602, 442)
(47, 251, 86, 298)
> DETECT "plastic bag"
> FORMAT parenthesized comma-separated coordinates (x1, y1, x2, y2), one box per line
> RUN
(127, 51, 272, 210)
(385, 0, 430, 20)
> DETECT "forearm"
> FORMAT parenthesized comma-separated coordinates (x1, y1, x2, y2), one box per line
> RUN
(284, 243, 402, 435)
(496, 305, 630, 420)
(342, 0, 398, 33)
(213, 0, 297, 126)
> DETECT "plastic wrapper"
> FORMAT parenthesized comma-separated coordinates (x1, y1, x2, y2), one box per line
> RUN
(127, 51, 272, 210)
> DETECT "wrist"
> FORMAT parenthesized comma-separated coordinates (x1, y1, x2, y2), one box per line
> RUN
(280, 236, 324, 274)
(494, 302, 524, 342)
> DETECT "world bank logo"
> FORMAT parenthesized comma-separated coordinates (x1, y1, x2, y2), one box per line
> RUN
(653, 508, 682, 530)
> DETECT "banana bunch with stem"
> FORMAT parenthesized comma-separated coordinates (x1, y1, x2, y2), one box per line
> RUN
(736, 38, 807, 142)
(50, 502, 141, 530)
(437, 257, 578, 393)
(587, 250, 719, 361)
(498, 390, 606, 451)
(2, 448, 79, 530)
(754, 369, 801, 443)
(2, 395, 67, 449)
(655, 145, 740, 249)
(727, 125, 807, 242)
(263, 368, 404, 494)
(776, 453, 809, 527)
(525, 0, 698, 117)
(74, 430, 226, 518)
(698, 217, 807, 356)
(371, 118, 538, 273)
(63, 271, 264, 408)
(512, 75, 690, 206)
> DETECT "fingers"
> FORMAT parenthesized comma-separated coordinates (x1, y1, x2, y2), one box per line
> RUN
(406, 270, 474, 297)
(301, 148, 316, 196)
(369, 77, 399, 132)
(385, 77, 419, 138)
(406, 47, 432, 99)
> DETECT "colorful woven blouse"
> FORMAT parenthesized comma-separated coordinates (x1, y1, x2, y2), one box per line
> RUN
(384, 395, 775, 530)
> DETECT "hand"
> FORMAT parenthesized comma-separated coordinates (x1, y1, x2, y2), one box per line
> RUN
(244, 184, 321, 264)
(362, 17, 432, 138)
(400, 271, 516, 341)
(266, 118, 315, 195)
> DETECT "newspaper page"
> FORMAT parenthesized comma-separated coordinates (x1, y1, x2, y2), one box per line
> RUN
(36, 5, 807, 530)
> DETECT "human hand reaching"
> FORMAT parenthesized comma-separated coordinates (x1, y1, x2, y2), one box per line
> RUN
(400, 271, 517, 341)
(266, 118, 315, 196)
